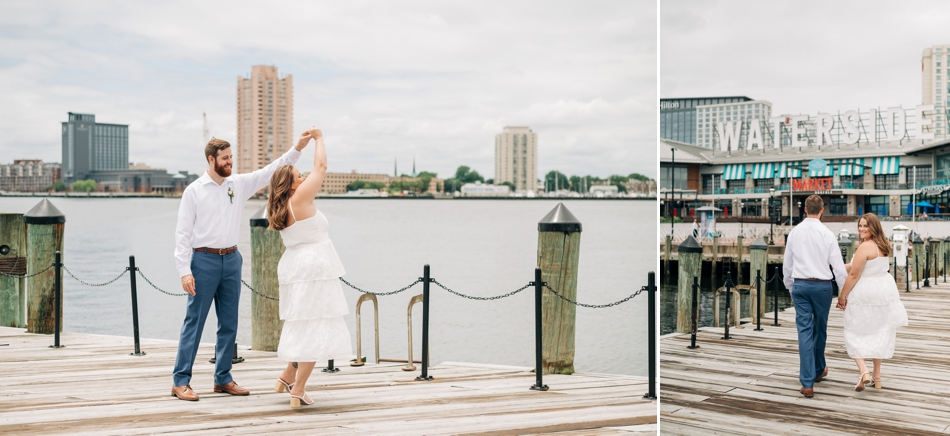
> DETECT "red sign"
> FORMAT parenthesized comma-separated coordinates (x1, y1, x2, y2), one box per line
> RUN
(792, 177, 832, 191)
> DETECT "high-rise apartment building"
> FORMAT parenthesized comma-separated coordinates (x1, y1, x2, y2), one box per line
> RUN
(922, 45, 950, 136)
(237, 65, 293, 174)
(61, 112, 129, 183)
(494, 126, 537, 192)
(660, 97, 772, 149)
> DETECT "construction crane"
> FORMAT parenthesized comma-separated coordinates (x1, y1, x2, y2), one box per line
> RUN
(203, 112, 210, 144)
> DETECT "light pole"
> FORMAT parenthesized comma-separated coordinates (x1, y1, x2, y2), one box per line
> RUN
(769, 188, 775, 245)
(670, 147, 675, 237)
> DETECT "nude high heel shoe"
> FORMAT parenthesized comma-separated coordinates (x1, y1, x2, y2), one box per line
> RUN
(274, 377, 294, 393)
(289, 391, 313, 408)
(874, 377, 882, 389)
(855, 372, 871, 392)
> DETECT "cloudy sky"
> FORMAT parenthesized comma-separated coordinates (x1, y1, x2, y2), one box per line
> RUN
(662, 0, 950, 116)
(0, 1, 655, 180)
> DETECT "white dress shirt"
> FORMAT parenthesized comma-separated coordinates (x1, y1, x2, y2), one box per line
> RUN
(782, 217, 848, 290)
(174, 148, 301, 277)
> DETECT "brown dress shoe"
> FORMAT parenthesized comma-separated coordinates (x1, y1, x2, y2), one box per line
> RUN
(814, 367, 829, 383)
(172, 385, 199, 401)
(800, 387, 814, 398)
(213, 381, 250, 396)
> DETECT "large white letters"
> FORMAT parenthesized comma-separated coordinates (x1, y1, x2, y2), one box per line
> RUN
(790, 115, 808, 147)
(815, 113, 834, 146)
(770, 116, 785, 148)
(916, 104, 935, 140)
(716, 121, 743, 151)
(748, 120, 763, 149)
(866, 109, 878, 142)
(841, 110, 860, 145)
(884, 107, 906, 140)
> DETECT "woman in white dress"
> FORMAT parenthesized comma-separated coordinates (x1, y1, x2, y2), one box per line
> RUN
(266, 127, 352, 408)
(837, 213, 908, 392)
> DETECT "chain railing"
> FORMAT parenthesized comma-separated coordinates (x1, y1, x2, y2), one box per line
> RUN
(339, 277, 422, 296)
(542, 284, 644, 308)
(432, 280, 532, 301)
(136, 269, 189, 297)
(63, 265, 129, 287)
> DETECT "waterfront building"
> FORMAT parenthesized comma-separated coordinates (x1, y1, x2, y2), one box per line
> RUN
(61, 112, 129, 183)
(460, 182, 510, 197)
(661, 103, 950, 222)
(661, 97, 772, 148)
(237, 65, 293, 175)
(88, 163, 198, 193)
(921, 44, 950, 136)
(494, 126, 538, 192)
(0, 160, 61, 192)
(321, 170, 442, 194)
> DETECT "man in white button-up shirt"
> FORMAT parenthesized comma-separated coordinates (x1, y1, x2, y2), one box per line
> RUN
(170, 135, 309, 401)
(783, 195, 847, 398)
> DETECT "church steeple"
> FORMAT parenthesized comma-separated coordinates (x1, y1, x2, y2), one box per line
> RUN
(394, 158, 398, 177)
(411, 156, 417, 177)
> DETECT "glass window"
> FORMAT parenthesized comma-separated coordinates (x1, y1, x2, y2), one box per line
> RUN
(829, 197, 847, 216)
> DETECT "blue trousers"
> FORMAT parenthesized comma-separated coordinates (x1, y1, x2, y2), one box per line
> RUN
(791, 280, 832, 389)
(172, 251, 242, 387)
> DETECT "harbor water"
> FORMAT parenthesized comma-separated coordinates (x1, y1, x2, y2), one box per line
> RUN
(1, 197, 653, 376)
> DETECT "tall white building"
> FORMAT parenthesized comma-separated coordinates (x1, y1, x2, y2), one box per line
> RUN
(495, 126, 537, 192)
(922, 45, 949, 136)
(696, 100, 773, 150)
(237, 65, 294, 175)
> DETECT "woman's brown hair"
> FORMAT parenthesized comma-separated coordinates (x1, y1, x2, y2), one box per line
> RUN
(267, 165, 296, 231)
(859, 213, 891, 257)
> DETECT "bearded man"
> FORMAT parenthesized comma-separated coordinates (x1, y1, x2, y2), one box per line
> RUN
(170, 135, 310, 401)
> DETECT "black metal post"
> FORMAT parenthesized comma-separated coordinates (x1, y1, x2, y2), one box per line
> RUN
(209, 342, 244, 364)
(416, 264, 433, 381)
(893, 256, 897, 284)
(322, 359, 339, 373)
(924, 245, 931, 287)
(644, 272, 657, 400)
(50, 251, 63, 349)
(722, 270, 732, 340)
(754, 270, 763, 331)
(944, 251, 947, 283)
(772, 265, 780, 326)
(530, 267, 548, 391)
(688, 276, 699, 349)
(916, 255, 920, 289)
(129, 256, 145, 356)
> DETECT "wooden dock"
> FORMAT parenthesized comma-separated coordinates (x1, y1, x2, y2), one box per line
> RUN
(0, 327, 655, 435)
(661, 281, 950, 435)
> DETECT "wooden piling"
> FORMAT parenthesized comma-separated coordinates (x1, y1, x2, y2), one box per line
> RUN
(676, 236, 702, 333)
(711, 234, 719, 281)
(913, 235, 924, 283)
(537, 203, 582, 375)
(736, 234, 744, 285)
(23, 199, 65, 334)
(664, 235, 671, 277)
(749, 238, 768, 322)
(249, 206, 283, 352)
(0, 213, 26, 327)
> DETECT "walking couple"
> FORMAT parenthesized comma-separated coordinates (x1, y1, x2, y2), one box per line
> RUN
(170, 127, 351, 408)
(784, 195, 908, 398)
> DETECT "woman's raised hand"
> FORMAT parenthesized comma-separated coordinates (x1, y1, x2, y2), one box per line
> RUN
(295, 130, 312, 151)
(309, 127, 323, 141)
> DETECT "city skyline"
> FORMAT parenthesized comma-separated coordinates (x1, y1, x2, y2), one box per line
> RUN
(0, 1, 654, 181)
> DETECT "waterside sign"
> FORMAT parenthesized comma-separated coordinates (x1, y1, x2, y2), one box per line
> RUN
(715, 104, 937, 152)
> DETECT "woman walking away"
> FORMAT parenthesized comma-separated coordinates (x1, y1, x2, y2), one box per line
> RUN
(267, 127, 352, 408)
(837, 213, 908, 392)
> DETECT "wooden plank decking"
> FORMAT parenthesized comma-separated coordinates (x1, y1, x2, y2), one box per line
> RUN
(0, 327, 655, 435)
(661, 281, 950, 435)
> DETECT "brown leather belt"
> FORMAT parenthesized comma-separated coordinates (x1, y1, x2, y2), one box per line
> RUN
(795, 278, 831, 282)
(194, 246, 238, 255)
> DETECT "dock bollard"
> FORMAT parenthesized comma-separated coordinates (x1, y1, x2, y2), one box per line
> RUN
(906, 254, 910, 293)
(322, 360, 339, 373)
(24, 199, 66, 335)
(676, 236, 702, 333)
(749, 238, 768, 321)
(537, 203, 582, 374)
(529, 267, 548, 391)
(913, 235, 923, 289)
(416, 264, 433, 381)
(249, 205, 282, 352)
(50, 251, 63, 349)
(772, 265, 780, 327)
(722, 271, 732, 340)
(643, 271, 657, 400)
(754, 270, 763, 332)
(129, 256, 145, 356)
(924, 239, 932, 288)
(688, 276, 699, 349)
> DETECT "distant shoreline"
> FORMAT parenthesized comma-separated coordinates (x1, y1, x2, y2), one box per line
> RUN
(1, 192, 656, 200)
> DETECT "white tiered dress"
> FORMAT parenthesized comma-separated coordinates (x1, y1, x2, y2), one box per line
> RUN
(842, 253, 909, 359)
(276, 204, 352, 363)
